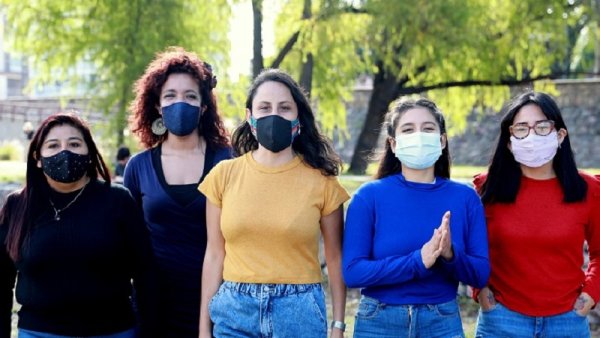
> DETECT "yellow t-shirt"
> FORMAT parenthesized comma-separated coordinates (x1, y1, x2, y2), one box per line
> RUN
(199, 152, 349, 284)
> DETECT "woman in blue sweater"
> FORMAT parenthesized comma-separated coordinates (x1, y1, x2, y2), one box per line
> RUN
(343, 98, 490, 337)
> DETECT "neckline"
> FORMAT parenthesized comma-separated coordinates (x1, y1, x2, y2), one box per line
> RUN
(393, 173, 446, 190)
(151, 144, 215, 207)
(245, 152, 303, 173)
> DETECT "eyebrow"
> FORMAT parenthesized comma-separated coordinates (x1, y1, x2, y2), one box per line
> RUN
(400, 121, 437, 127)
(162, 89, 199, 94)
(43, 136, 84, 144)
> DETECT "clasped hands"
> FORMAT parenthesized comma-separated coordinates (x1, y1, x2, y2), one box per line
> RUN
(421, 211, 453, 269)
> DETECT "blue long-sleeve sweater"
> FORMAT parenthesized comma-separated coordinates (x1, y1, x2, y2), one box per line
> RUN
(342, 173, 490, 305)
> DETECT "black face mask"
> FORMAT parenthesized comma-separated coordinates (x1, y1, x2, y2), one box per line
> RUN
(250, 115, 300, 153)
(41, 150, 90, 183)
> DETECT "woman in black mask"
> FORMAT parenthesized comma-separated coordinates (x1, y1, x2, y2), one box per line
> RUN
(199, 69, 349, 338)
(0, 113, 159, 338)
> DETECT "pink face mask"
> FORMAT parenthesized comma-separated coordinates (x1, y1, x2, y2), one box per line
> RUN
(510, 131, 559, 168)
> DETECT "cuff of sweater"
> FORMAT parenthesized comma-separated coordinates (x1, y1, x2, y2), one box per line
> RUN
(440, 242, 461, 268)
(582, 284, 600, 307)
(413, 250, 432, 278)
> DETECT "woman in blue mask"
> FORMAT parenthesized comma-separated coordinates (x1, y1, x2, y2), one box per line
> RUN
(124, 47, 231, 337)
(342, 98, 490, 337)
(199, 69, 349, 338)
(0, 113, 159, 338)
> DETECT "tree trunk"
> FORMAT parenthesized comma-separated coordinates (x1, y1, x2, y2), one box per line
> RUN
(252, 0, 264, 79)
(299, 0, 313, 95)
(348, 63, 402, 174)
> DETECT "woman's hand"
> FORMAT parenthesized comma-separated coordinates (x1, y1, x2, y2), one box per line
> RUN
(438, 211, 453, 260)
(421, 228, 442, 268)
(477, 286, 497, 311)
(574, 292, 595, 316)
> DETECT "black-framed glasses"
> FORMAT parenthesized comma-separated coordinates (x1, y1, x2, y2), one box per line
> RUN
(509, 120, 555, 139)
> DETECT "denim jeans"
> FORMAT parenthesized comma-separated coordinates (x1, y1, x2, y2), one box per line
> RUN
(353, 296, 465, 338)
(209, 281, 327, 338)
(18, 328, 136, 338)
(475, 302, 590, 338)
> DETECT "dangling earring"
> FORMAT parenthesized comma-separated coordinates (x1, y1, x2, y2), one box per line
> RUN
(152, 118, 167, 135)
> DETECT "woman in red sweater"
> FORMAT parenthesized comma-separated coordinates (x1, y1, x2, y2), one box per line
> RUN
(474, 91, 600, 337)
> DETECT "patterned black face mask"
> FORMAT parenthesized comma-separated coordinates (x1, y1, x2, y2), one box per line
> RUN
(41, 150, 90, 183)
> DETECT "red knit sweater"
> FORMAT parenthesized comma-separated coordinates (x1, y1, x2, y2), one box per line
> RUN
(474, 172, 600, 316)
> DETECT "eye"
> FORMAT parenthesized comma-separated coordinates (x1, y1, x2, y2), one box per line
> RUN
(423, 127, 436, 132)
(400, 128, 414, 133)
(281, 106, 291, 111)
(69, 142, 81, 148)
(258, 106, 269, 111)
(47, 143, 58, 149)
(163, 93, 175, 99)
(187, 94, 199, 100)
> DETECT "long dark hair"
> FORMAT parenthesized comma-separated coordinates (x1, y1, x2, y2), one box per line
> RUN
(479, 91, 586, 203)
(375, 98, 451, 179)
(1, 112, 111, 261)
(129, 46, 229, 149)
(231, 69, 342, 176)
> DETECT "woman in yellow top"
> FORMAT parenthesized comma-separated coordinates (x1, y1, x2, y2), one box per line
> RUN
(199, 69, 349, 338)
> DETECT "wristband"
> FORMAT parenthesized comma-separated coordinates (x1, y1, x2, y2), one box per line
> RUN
(331, 320, 346, 332)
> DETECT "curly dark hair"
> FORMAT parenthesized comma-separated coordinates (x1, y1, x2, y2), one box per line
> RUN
(1, 112, 111, 261)
(375, 98, 451, 180)
(231, 69, 342, 176)
(129, 46, 229, 149)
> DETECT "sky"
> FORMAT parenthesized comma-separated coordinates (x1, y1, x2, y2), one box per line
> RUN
(227, 0, 280, 80)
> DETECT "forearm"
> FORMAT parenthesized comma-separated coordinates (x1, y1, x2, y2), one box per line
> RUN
(199, 249, 224, 337)
(325, 249, 346, 322)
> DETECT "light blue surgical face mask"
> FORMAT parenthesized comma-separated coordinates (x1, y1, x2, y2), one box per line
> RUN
(394, 132, 442, 170)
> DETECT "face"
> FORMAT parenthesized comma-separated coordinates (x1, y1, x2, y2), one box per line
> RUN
(159, 73, 202, 109)
(509, 103, 566, 147)
(248, 81, 299, 121)
(38, 124, 89, 166)
(390, 107, 446, 152)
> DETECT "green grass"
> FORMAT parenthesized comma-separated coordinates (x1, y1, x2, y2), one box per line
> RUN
(0, 161, 26, 184)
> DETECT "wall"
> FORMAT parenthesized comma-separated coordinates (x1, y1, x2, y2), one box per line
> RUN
(337, 79, 600, 168)
(450, 79, 600, 167)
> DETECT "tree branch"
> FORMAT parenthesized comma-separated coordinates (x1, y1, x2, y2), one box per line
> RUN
(398, 72, 600, 95)
(269, 5, 367, 69)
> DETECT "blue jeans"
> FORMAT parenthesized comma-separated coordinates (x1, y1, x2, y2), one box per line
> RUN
(475, 302, 590, 338)
(18, 328, 136, 338)
(353, 296, 465, 338)
(209, 281, 327, 338)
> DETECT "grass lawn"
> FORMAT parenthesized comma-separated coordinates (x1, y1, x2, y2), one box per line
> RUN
(0, 161, 26, 184)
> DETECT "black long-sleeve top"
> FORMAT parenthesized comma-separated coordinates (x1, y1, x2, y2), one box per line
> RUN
(0, 180, 160, 338)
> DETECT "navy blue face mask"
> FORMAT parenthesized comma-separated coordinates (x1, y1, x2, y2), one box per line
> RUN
(161, 102, 201, 136)
(41, 150, 90, 183)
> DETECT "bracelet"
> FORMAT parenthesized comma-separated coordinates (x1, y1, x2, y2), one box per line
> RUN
(330, 320, 346, 332)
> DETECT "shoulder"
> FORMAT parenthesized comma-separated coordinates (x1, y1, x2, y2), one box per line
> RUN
(1, 189, 24, 215)
(126, 149, 153, 168)
(579, 171, 600, 196)
(442, 178, 481, 201)
(212, 146, 234, 163)
(208, 156, 244, 177)
(352, 176, 392, 198)
(91, 180, 134, 201)
(472, 173, 488, 190)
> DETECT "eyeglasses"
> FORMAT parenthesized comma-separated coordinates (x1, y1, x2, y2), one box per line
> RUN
(509, 120, 555, 139)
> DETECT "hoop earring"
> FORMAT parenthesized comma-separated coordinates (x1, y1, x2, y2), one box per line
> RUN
(152, 118, 167, 135)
